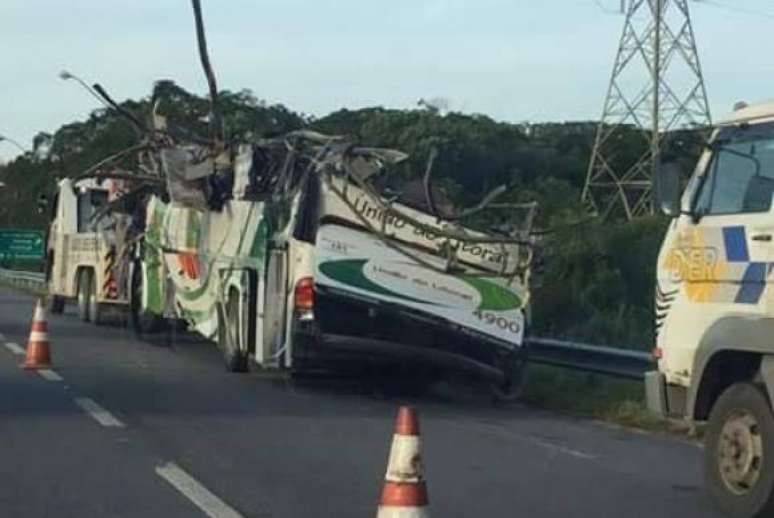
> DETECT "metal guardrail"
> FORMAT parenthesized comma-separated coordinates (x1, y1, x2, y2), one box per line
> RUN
(0, 268, 46, 292)
(527, 337, 654, 380)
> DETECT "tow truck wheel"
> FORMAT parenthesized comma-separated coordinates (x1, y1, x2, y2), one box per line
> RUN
(76, 270, 92, 322)
(705, 383, 774, 518)
(89, 271, 105, 325)
(46, 253, 65, 314)
(217, 290, 248, 373)
(47, 295, 65, 315)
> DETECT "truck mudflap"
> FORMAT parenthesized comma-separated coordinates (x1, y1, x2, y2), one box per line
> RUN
(293, 284, 523, 383)
(645, 371, 668, 418)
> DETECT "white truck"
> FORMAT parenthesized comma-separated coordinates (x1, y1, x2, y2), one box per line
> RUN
(650, 101, 774, 517)
(133, 133, 535, 395)
(45, 176, 141, 325)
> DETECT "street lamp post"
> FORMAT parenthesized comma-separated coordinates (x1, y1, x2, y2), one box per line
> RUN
(59, 70, 107, 106)
(0, 134, 27, 154)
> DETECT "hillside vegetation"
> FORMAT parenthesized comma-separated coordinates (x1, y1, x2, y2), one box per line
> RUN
(0, 81, 674, 349)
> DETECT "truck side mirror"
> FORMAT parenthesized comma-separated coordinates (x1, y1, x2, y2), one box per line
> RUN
(654, 161, 681, 217)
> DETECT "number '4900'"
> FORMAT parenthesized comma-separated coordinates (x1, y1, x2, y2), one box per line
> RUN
(473, 309, 521, 334)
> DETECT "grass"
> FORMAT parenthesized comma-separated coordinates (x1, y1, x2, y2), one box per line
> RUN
(521, 364, 700, 438)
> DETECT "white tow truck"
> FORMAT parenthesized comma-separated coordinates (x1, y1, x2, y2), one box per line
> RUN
(45, 176, 136, 324)
(650, 101, 774, 517)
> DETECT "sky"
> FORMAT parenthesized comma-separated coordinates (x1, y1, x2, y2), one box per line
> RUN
(1, 0, 774, 161)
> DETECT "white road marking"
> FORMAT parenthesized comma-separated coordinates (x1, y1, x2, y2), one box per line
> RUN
(528, 436, 596, 460)
(38, 369, 63, 382)
(74, 397, 125, 428)
(453, 421, 597, 461)
(156, 462, 245, 518)
(4, 342, 25, 355)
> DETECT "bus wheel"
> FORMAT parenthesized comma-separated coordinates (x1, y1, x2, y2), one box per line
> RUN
(130, 263, 165, 335)
(76, 270, 92, 322)
(490, 354, 526, 405)
(217, 290, 248, 373)
(705, 383, 774, 518)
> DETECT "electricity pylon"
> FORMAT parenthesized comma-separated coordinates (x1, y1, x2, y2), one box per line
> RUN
(582, 0, 711, 220)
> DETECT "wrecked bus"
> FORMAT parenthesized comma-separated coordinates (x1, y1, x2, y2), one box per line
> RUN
(135, 131, 536, 394)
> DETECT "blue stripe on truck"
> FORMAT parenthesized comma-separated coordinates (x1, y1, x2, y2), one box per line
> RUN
(723, 226, 749, 262)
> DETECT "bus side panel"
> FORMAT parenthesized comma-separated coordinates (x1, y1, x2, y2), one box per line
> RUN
(314, 224, 526, 348)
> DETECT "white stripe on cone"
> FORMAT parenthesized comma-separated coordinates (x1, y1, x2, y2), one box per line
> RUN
(29, 332, 49, 342)
(377, 506, 430, 518)
(385, 435, 423, 483)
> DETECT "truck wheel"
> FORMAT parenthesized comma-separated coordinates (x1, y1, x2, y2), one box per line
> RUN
(89, 272, 105, 326)
(130, 263, 165, 335)
(45, 253, 65, 314)
(77, 270, 92, 322)
(217, 291, 248, 373)
(47, 295, 65, 315)
(705, 383, 774, 518)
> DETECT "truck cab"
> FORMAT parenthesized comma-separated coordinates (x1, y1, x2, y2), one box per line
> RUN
(649, 102, 774, 517)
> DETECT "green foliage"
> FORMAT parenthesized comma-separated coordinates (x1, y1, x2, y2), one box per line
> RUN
(0, 81, 306, 229)
(0, 83, 681, 349)
(532, 216, 669, 348)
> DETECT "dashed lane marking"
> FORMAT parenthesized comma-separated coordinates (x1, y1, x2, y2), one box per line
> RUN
(38, 369, 63, 382)
(74, 397, 125, 428)
(4, 342, 25, 355)
(528, 436, 596, 460)
(156, 462, 245, 518)
(451, 421, 597, 461)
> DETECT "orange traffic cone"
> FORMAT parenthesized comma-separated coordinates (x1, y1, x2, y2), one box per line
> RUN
(377, 406, 430, 518)
(22, 299, 52, 370)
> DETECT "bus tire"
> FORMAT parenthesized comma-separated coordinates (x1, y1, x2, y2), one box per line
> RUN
(130, 262, 165, 335)
(490, 352, 527, 405)
(76, 269, 92, 322)
(705, 382, 774, 518)
(217, 290, 248, 373)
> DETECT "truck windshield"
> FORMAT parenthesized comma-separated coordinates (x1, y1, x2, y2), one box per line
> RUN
(76, 189, 110, 232)
(694, 122, 774, 215)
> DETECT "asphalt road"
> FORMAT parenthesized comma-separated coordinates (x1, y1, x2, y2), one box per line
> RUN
(0, 287, 722, 518)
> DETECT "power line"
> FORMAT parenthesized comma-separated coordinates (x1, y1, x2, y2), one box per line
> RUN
(592, 0, 623, 15)
(595, 1, 774, 20)
(692, 0, 774, 20)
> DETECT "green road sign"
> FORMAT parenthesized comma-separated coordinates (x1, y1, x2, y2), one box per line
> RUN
(0, 229, 45, 260)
